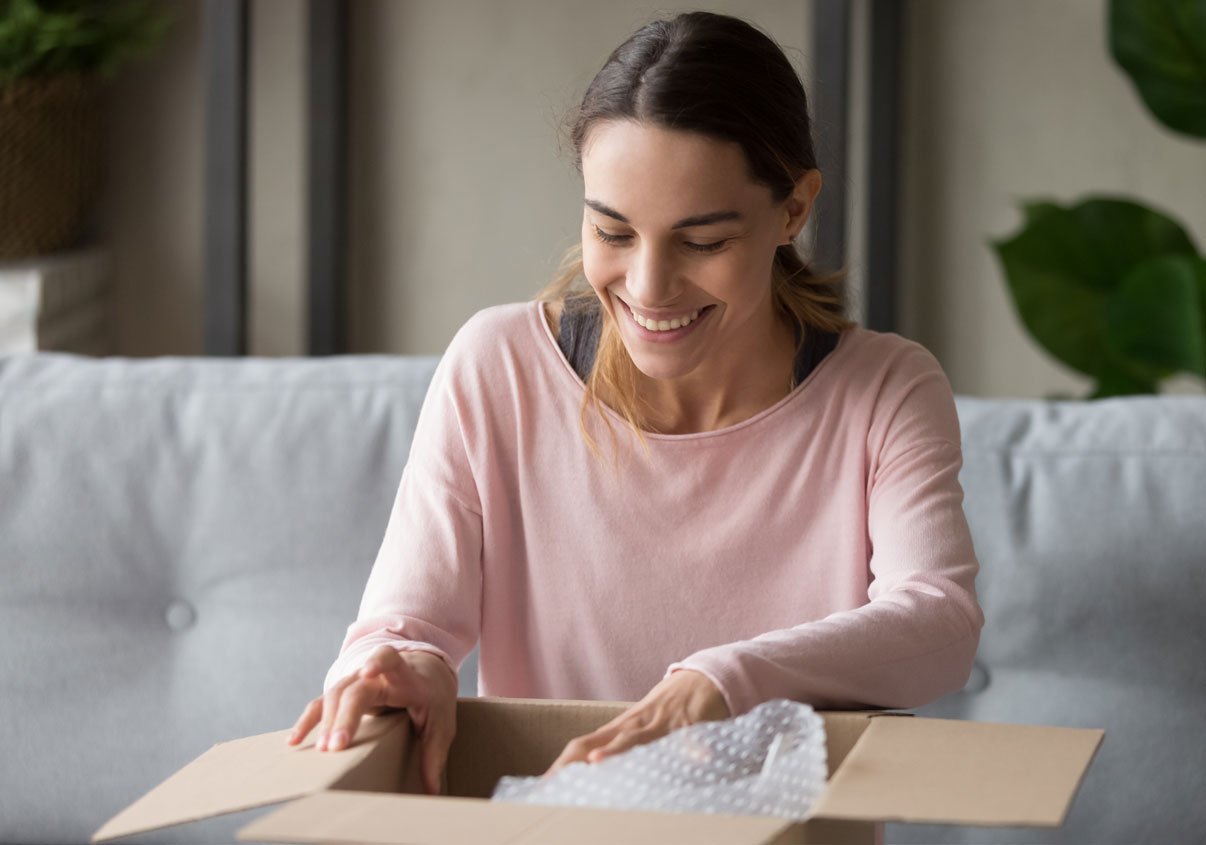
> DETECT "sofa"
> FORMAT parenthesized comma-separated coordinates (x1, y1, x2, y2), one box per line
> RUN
(0, 351, 1202, 844)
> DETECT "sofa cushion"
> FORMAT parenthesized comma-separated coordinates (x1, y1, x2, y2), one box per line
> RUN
(887, 395, 1206, 845)
(0, 353, 463, 844)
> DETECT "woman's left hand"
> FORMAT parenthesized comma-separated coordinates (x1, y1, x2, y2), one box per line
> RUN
(544, 669, 730, 776)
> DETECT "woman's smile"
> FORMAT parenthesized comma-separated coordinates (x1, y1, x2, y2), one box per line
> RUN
(617, 297, 717, 343)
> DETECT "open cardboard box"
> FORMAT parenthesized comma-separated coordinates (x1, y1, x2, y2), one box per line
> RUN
(93, 697, 1103, 845)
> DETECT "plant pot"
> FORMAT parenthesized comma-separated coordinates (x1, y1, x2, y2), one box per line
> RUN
(0, 74, 103, 259)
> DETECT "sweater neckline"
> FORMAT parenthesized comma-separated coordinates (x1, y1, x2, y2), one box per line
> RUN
(528, 300, 854, 443)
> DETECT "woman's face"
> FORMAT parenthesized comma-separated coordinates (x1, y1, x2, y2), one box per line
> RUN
(579, 120, 820, 383)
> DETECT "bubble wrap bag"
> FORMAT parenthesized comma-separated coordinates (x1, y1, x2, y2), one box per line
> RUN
(491, 699, 827, 819)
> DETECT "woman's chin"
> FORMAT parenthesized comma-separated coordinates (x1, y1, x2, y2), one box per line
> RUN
(625, 352, 698, 383)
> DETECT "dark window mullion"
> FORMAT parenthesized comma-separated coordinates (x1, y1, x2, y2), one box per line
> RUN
(306, 0, 349, 356)
(811, 0, 851, 277)
(202, 0, 249, 356)
(865, 0, 902, 333)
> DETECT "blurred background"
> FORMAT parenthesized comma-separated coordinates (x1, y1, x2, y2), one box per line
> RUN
(3, 0, 1204, 398)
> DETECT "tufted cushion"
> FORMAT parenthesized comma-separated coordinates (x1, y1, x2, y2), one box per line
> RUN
(887, 396, 1206, 844)
(0, 353, 476, 844)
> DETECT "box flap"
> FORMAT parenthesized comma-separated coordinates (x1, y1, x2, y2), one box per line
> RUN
(92, 713, 412, 842)
(812, 716, 1103, 826)
(238, 791, 797, 845)
(511, 803, 795, 845)
(237, 792, 561, 845)
(817, 712, 876, 776)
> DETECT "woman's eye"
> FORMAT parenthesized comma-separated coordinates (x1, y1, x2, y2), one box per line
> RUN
(684, 239, 728, 254)
(590, 225, 727, 253)
(592, 226, 631, 246)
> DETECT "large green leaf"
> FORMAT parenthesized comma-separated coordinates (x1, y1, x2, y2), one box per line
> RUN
(1110, 0, 1206, 138)
(1106, 254, 1206, 378)
(1089, 369, 1159, 398)
(991, 197, 1199, 382)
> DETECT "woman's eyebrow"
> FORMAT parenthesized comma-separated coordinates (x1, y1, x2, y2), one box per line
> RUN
(671, 210, 744, 228)
(584, 199, 630, 223)
(584, 199, 744, 229)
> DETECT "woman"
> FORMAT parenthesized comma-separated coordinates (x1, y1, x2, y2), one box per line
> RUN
(287, 10, 983, 798)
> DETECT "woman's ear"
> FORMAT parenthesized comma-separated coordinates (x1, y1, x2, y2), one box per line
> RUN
(781, 169, 823, 245)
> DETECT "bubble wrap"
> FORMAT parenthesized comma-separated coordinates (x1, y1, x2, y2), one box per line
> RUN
(491, 699, 827, 820)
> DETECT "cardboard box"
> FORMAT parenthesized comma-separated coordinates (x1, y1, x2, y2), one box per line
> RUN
(93, 697, 1103, 845)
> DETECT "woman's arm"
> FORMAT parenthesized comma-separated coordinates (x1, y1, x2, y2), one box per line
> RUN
(667, 351, 984, 716)
(323, 463, 483, 691)
(323, 338, 485, 693)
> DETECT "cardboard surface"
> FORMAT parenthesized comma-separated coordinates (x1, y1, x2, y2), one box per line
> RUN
(447, 697, 630, 797)
(814, 712, 879, 776)
(239, 791, 796, 845)
(238, 792, 561, 845)
(91, 698, 1103, 845)
(91, 714, 412, 843)
(813, 716, 1105, 826)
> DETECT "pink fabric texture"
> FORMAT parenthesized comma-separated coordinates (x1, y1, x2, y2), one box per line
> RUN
(325, 302, 983, 717)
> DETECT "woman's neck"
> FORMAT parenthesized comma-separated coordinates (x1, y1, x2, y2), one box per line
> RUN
(635, 311, 799, 434)
(545, 299, 800, 435)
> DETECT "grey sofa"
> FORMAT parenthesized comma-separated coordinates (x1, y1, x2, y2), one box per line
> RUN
(1, 352, 1203, 844)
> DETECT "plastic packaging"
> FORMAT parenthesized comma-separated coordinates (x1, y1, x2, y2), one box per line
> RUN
(491, 699, 827, 820)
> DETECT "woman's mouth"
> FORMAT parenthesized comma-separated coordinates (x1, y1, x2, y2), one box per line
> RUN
(618, 299, 716, 343)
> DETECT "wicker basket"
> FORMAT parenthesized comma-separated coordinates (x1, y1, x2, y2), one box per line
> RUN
(0, 74, 103, 259)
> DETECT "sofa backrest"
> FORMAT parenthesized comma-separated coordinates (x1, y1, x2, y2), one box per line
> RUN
(0, 353, 448, 844)
(887, 395, 1206, 845)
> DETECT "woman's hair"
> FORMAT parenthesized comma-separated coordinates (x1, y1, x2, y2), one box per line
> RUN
(537, 11, 852, 457)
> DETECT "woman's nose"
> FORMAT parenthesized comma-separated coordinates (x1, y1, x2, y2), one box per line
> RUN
(626, 243, 681, 306)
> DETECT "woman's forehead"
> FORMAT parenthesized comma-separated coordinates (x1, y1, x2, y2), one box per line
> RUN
(581, 121, 769, 216)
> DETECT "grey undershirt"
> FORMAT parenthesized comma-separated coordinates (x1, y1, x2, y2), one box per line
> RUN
(556, 296, 839, 387)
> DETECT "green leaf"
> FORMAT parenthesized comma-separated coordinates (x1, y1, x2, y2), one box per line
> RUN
(1109, 0, 1206, 138)
(992, 197, 1199, 383)
(1089, 369, 1159, 398)
(1105, 254, 1206, 378)
(992, 243, 1114, 379)
(1020, 200, 1064, 227)
(0, 0, 170, 82)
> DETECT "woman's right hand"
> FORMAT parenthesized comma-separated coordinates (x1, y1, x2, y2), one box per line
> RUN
(286, 646, 459, 795)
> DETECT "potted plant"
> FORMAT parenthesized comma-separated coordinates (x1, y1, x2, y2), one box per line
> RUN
(0, 0, 169, 259)
(991, 0, 1206, 398)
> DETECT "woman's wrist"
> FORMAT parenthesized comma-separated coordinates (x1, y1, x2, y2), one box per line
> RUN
(671, 668, 731, 722)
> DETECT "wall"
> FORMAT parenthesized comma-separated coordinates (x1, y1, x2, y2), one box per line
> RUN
(101, 0, 306, 357)
(102, 0, 203, 356)
(249, 0, 306, 357)
(899, 0, 1206, 397)
(345, 0, 813, 355)
(100, 0, 1206, 397)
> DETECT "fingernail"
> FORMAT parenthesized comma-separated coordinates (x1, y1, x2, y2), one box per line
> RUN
(329, 730, 347, 750)
(316, 732, 327, 751)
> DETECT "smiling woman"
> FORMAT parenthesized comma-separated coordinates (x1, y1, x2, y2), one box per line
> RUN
(538, 12, 849, 441)
(291, 10, 984, 805)
(562, 121, 830, 437)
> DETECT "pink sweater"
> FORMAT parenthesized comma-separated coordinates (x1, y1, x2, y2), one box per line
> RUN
(325, 302, 984, 716)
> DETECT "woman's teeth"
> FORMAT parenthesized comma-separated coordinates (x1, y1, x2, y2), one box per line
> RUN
(631, 308, 702, 332)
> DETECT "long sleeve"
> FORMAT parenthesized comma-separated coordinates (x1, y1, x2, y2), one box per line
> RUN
(320, 304, 981, 709)
(323, 342, 484, 692)
(666, 346, 985, 716)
